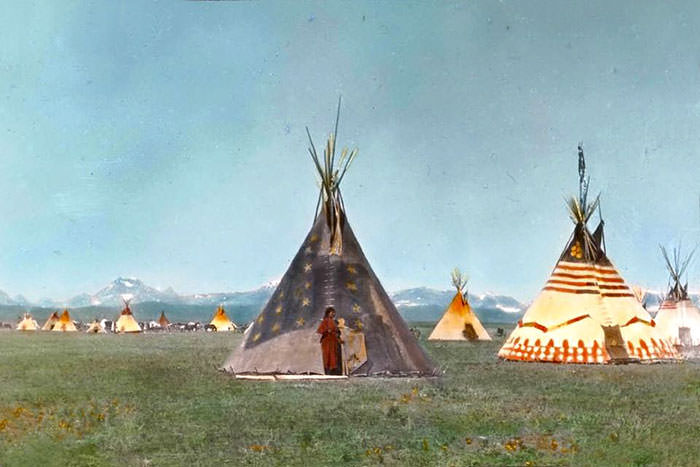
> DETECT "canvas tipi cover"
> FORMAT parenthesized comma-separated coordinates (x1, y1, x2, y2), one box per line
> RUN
(654, 246, 700, 348)
(158, 311, 170, 328)
(223, 106, 435, 377)
(499, 146, 678, 363)
(17, 313, 39, 331)
(42, 311, 60, 331)
(209, 306, 236, 331)
(115, 301, 141, 333)
(86, 319, 106, 333)
(52, 310, 78, 332)
(429, 270, 491, 341)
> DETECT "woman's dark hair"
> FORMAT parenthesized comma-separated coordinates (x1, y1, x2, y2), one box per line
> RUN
(324, 306, 336, 317)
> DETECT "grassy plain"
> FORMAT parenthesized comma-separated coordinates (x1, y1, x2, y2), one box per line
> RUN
(0, 325, 698, 466)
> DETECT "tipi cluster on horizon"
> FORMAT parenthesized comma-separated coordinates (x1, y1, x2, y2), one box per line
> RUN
(16, 301, 239, 334)
(8, 103, 700, 380)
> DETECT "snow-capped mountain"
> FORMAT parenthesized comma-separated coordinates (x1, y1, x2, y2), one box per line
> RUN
(391, 287, 526, 314)
(83, 277, 180, 306)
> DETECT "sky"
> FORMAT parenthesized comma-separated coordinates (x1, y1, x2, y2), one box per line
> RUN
(1, 1, 700, 302)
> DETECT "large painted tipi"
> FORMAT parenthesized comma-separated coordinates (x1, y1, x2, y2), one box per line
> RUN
(654, 246, 700, 350)
(223, 103, 435, 377)
(499, 145, 678, 363)
(428, 269, 490, 341)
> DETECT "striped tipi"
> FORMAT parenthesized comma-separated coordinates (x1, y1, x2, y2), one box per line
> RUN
(654, 246, 700, 350)
(223, 102, 435, 377)
(429, 269, 490, 341)
(499, 145, 678, 363)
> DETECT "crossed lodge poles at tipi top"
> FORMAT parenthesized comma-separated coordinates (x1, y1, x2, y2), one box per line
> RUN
(223, 101, 436, 377)
(498, 145, 678, 364)
(428, 269, 491, 341)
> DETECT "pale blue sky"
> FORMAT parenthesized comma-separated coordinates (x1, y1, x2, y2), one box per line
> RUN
(1, 1, 699, 302)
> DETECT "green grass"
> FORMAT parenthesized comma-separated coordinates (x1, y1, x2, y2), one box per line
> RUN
(0, 325, 698, 466)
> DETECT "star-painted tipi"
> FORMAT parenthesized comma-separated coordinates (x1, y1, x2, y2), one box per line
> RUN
(498, 145, 678, 363)
(223, 102, 435, 377)
(654, 245, 700, 350)
(428, 269, 490, 341)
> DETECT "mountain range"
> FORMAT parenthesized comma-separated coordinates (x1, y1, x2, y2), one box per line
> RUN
(0, 277, 527, 324)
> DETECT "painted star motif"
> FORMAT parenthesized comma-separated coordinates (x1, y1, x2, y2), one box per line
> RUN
(347, 265, 357, 274)
(272, 322, 281, 333)
(304, 246, 313, 254)
(354, 319, 363, 330)
(305, 281, 311, 290)
(296, 317, 305, 327)
(303, 263, 312, 272)
(279, 291, 285, 299)
(346, 281, 358, 291)
(257, 314, 264, 324)
(310, 234, 319, 243)
(302, 297, 310, 307)
(352, 303, 361, 313)
(253, 332, 261, 342)
(275, 305, 283, 314)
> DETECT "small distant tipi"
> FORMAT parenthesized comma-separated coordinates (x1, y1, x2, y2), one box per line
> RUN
(86, 319, 107, 333)
(223, 101, 435, 377)
(17, 313, 39, 331)
(52, 309, 78, 332)
(429, 269, 491, 341)
(115, 300, 142, 333)
(654, 245, 700, 350)
(209, 306, 236, 331)
(158, 311, 171, 329)
(498, 144, 678, 363)
(42, 311, 60, 331)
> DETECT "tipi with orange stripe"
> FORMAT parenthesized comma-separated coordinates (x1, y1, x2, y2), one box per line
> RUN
(499, 145, 677, 364)
(429, 269, 490, 341)
(654, 246, 700, 350)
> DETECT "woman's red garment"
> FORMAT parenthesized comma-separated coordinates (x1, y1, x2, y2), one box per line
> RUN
(317, 317, 342, 374)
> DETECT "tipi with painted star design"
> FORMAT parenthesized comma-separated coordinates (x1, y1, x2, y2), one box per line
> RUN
(223, 101, 435, 377)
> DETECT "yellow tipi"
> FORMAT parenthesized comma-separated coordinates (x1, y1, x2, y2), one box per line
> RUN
(429, 269, 491, 341)
(498, 145, 678, 364)
(115, 300, 141, 333)
(209, 305, 237, 331)
(42, 311, 60, 331)
(86, 319, 106, 333)
(52, 309, 78, 332)
(17, 313, 39, 331)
